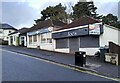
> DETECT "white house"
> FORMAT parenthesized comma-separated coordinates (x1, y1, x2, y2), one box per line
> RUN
(8, 28, 29, 46)
(0, 23, 17, 41)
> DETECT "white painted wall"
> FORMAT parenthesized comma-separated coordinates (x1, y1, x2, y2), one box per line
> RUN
(8, 33, 19, 46)
(79, 48, 99, 56)
(100, 24, 119, 46)
(40, 43, 53, 51)
(55, 48, 70, 53)
(0, 29, 16, 41)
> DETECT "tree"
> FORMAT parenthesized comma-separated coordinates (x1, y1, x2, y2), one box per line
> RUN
(35, 3, 68, 24)
(72, 1, 102, 20)
(64, 2, 73, 23)
(102, 13, 120, 29)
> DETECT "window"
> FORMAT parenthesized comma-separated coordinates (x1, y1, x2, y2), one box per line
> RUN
(29, 36, 32, 44)
(9, 31, 11, 33)
(41, 34, 46, 43)
(41, 33, 52, 43)
(33, 35, 37, 42)
(47, 38, 52, 43)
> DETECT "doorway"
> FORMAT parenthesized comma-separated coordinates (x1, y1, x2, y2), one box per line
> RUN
(69, 37, 79, 54)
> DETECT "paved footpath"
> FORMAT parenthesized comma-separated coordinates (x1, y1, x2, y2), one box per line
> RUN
(1, 45, 120, 79)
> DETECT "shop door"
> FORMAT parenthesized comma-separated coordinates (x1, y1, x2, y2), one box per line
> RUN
(69, 37, 79, 54)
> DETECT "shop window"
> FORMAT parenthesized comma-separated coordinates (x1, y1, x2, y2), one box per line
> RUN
(41, 33, 52, 43)
(33, 35, 37, 42)
(29, 36, 32, 44)
(47, 38, 52, 43)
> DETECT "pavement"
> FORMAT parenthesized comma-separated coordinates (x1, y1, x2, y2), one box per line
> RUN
(1, 45, 120, 79)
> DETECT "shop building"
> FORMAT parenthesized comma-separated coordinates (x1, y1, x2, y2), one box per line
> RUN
(27, 19, 66, 51)
(52, 16, 104, 55)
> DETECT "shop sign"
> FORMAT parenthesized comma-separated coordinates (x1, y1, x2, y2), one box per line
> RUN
(89, 24, 101, 35)
(38, 27, 52, 34)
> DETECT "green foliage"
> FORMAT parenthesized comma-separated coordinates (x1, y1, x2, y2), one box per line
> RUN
(102, 14, 120, 29)
(35, 3, 68, 24)
(72, 1, 101, 20)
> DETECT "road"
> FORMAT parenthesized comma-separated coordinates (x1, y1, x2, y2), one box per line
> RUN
(1, 49, 117, 81)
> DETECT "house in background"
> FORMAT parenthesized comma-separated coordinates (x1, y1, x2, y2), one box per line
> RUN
(0, 23, 17, 41)
(27, 19, 67, 51)
(8, 28, 29, 46)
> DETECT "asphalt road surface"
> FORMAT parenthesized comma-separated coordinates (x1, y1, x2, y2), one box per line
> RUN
(1, 49, 117, 81)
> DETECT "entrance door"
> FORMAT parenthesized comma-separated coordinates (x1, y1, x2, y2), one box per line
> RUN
(21, 37, 24, 46)
(69, 37, 79, 54)
(10, 36, 13, 45)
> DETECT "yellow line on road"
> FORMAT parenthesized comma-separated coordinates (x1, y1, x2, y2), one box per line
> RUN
(1, 49, 120, 82)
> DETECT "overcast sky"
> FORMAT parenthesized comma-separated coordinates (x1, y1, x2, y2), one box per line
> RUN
(0, 0, 120, 29)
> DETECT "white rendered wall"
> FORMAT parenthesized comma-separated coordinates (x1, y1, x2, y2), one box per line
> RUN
(55, 48, 70, 53)
(1, 29, 16, 41)
(100, 25, 119, 46)
(79, 48, 99, 56)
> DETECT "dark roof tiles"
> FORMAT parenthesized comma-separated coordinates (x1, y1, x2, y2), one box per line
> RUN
(28, 19, 67, 32)
(59, 16, 101, 30)
(0, 23, 17, 30)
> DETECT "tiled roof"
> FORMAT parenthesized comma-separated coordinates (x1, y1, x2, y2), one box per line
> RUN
(58, 16, 101, 30)
(0, 23, 17, 30)
(28, 19, 67, 32)
(9, 28, 29, 35)
(19, 28, 30, 34)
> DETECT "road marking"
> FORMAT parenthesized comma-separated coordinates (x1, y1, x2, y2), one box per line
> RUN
(1, 49, 120, 82)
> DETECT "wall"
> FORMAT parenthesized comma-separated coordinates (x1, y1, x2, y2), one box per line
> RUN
(8, 33, 19, 46)
(100, 25, 119, 46)
(55, 48, 70, 53)
(79, 48, 99, 55)
(2, 29, 16, 41)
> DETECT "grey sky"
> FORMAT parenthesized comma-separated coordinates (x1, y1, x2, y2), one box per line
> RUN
(1, 0, 120, 29)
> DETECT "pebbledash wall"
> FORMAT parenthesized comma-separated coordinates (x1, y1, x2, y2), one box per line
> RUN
(52, 23, 119, 56)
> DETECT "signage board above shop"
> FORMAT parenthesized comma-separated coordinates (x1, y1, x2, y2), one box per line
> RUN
(52, 27, 89, 39)
(27, 27, 53, 36)
(27, 31, 38, 36)
(38, 27, 53, 34)
(89, 23, 103, 35)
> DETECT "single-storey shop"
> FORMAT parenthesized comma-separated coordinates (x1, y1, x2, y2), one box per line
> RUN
(52, 16, 119, 55)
